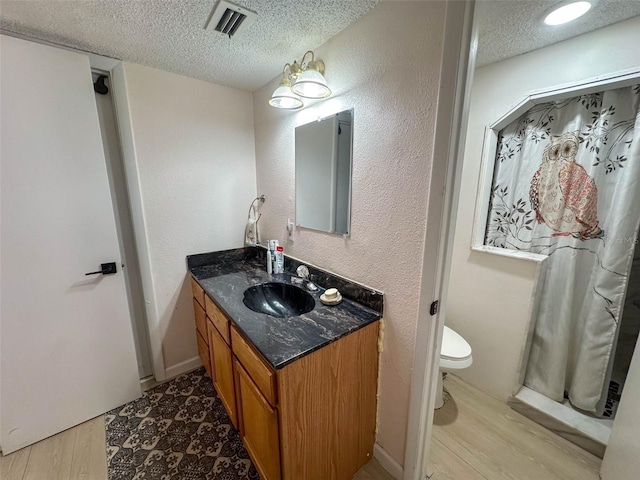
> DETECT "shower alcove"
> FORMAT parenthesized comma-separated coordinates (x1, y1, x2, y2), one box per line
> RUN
(470, 68, 640, 458)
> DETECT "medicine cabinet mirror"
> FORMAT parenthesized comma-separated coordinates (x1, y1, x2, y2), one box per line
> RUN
(295, 109, 353, 235)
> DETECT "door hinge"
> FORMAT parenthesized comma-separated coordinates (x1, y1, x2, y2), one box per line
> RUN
(430, 300, 439, 316)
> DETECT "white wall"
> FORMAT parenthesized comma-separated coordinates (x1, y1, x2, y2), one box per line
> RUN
(121, 63, 257, 377)
(447, 16, 640, 401)
(253, 1, 447, 465)
(601, 335, 640, 479)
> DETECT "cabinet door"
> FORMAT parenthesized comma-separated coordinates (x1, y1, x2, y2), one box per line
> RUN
(193, 298, 207, 341)
(206, 320, 217, 384)
(231, 326, 277, 405)
(210, 325, 237, 428)
(236, 360, 281, 480)
(196, 331, 211, 379)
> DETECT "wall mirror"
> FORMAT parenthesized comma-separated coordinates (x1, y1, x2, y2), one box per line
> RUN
(295, 109, 353, 235)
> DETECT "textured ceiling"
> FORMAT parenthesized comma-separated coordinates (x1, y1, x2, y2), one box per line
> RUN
(476, 0, 640, 67)
(2, 0, 639, 90)
(0, 0, 379, 91)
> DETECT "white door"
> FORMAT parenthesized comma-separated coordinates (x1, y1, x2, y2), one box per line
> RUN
(0, 35, 141, 454)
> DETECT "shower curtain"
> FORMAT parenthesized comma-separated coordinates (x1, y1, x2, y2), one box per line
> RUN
(485, 84, 640, 412)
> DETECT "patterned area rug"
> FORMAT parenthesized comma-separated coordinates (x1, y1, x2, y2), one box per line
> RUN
(105, 368, 259, 480)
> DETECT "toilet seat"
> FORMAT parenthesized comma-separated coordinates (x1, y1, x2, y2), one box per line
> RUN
(440, 325, 472, 369)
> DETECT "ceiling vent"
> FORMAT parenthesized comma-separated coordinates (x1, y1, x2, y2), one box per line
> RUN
(205, 1, 257, 38)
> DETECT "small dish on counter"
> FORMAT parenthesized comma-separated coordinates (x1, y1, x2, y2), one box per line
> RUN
(320, 288, 342, 305)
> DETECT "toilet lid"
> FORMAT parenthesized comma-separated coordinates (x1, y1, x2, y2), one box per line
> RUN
(441, 325, 472, 361)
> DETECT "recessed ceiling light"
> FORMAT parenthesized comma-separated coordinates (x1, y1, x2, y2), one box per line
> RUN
(543, 0, 594, 26)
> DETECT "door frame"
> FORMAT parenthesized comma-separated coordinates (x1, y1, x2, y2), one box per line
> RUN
(92, 67, 154, 381)
(81, 52, 168, 383)
(95, 57, 168, 382)
(401, 2, 477, 479)
(0, 31, 167, 383)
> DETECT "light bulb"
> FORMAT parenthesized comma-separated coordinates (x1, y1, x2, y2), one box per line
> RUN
(544, 1, 592, 26)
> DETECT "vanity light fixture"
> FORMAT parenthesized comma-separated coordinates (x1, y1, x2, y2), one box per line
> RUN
(543, 0, 595, 26)
(268, 66, 304, 110)
(269, 50, 331, 109)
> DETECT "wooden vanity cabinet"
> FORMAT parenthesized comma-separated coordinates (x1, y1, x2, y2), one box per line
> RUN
(191, 275, 380, 480)
(231, 321, 380, 480)
(277, 322, 379, 479)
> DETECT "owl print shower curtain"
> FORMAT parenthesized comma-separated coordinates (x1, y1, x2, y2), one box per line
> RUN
(485, 85, 640, 413)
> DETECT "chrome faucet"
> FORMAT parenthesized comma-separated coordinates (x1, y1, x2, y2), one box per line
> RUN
(292, 265, 318, 292)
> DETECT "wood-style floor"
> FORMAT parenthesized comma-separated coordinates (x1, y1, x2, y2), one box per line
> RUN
(1, 374, 603, 480)
(0, 416, 393, 480)
(0, 416, 107, 480)
(428, 374, 602, 480)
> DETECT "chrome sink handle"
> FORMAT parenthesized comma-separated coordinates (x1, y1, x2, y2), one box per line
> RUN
(294, 265, 318, 292)
(296, 265, 310, 279)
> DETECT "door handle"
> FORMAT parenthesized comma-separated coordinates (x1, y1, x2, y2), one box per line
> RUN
(85, 262, 117, 276)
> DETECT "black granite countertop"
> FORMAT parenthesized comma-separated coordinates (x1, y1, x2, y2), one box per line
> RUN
(187, 247, 382, 370)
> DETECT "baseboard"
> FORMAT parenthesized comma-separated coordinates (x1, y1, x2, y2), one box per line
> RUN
(374, 443, 404, 480)
(164, 356, 203, 381)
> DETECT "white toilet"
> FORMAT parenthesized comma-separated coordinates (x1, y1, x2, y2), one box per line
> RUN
(435, 325, 473, 409)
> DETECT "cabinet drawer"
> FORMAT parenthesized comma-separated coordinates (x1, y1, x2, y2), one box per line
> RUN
(231, 326, 277, 406)
(193, 298, 207, 342)
(196, 331, 211, 379)
(191, 276, 205, 308)
(205, 295, 230, 344)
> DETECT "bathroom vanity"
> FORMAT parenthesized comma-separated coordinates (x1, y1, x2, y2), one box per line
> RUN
(187, 247, 383, 480)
